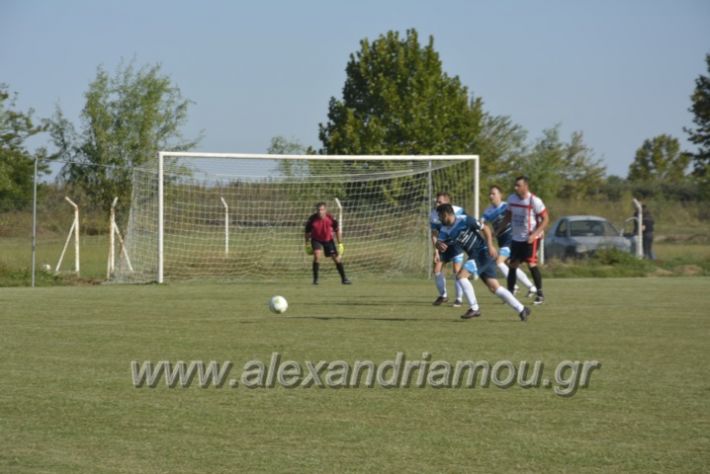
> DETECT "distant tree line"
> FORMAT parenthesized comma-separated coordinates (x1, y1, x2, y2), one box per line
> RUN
(1, 32, 708, 214)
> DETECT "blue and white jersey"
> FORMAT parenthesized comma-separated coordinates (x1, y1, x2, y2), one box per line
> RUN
(438, 215, 487, 256)
(430, 205, 464, 232)
(481, 202, 512, 238)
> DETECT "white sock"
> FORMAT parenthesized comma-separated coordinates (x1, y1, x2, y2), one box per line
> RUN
(495, 286, 524, 313)
(435, 272, 447, 297)
(458, 278, 479, 310)
(497, 261, 509, 278)
(454, 278, 463, 301)
(516, 268, 536, 292)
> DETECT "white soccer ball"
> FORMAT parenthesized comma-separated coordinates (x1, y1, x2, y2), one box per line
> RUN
(269, 295, 288, 314)
(41, 263, 52, 272)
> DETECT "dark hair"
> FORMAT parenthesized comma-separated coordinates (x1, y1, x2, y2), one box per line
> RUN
(436, 203, 454, 216)
(315, 202, 326, 209)
(435, 191, 452, 200)
(515, 176, 529, 184)
(489, 185, 503, 193)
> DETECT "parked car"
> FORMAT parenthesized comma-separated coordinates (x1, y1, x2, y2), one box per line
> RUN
(545, 215, 631, 260)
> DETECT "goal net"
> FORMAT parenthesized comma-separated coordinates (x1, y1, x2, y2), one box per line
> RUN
(115, 153, 479, 283)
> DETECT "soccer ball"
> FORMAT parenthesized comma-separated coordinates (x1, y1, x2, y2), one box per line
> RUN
(269, 296, 288, 314)
(41, 263, 52, 273)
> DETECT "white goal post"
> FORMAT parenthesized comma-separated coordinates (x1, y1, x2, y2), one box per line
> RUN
(118, 152, 479, 283)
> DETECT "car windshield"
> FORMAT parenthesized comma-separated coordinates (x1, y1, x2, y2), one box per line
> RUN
(569, 220, 618, 237)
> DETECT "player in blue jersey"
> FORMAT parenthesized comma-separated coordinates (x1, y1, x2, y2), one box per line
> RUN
(435, 203, 532, 321)
(429, 192, 473, 307)
(480, 185, 537, 298)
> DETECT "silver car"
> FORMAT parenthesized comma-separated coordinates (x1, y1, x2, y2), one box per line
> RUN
(545, 215, 631, 259)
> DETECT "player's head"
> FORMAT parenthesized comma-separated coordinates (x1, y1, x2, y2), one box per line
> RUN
(315, 202, 327, 218)
(489, 185, 504, 205)
(514, 176, 530, 197)
(435, 192, 452, 206)
(436, 203, 456, 225)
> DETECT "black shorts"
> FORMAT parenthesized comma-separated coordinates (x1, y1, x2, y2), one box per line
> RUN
(510, 239, 540, 264)
(312, 239, 338, 257)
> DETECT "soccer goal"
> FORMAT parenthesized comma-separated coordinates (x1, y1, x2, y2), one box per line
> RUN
(116, 152, 479, 283)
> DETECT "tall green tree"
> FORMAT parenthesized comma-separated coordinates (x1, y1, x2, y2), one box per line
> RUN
(318, 29, 483, 205)
(627, 134, 690, 183)
(319, 29, 482, 155)
(684, 53, 710, 178)
(513, 126, 605, 200)
(50, 62, 200, 211)
(0, 85, 49, 211)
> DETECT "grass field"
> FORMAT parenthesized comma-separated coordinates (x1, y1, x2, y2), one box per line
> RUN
(2, 277, 709, 473)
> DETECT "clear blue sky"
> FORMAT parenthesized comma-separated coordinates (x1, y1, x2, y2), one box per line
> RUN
(2, 0, 709, 176)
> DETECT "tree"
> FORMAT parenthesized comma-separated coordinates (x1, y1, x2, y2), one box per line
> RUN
(319, 29, 482, 155)
(268, 136, 307, 155)
(476, 113, 527, 186)
(0, 85, 49, 211)
(627, 134, 690, 183)
(317, 29, 484, 205)
(268, 135, 315, 180)
(49, 62, 200, 211)
(685, 53, 710, 178)
(559, 131, 606, 199)
(513, 126, 605, 200)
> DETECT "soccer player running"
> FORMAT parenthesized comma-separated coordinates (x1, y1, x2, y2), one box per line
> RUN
(504, 176, 549, 305)
(429, 192, 468, 307)
(436, 204, 532, 321)
(305, 202, 351, 285)
(481, 185, 537, 297)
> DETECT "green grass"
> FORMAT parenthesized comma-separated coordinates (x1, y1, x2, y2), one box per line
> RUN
(1, 277, 709, 472)
(0, 236, 109, 286)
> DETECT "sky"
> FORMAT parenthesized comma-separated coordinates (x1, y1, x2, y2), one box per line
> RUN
(1, 0, 709, 177)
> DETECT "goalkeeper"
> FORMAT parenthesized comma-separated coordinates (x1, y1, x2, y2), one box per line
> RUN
(304, 202, 352, 285)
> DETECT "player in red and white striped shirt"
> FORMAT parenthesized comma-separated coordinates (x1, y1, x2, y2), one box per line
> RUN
(505, 176, 549, 305)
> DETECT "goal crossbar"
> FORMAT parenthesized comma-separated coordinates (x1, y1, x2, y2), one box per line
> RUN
(159, 152, 478, 161)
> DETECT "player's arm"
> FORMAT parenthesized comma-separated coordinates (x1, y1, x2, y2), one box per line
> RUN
(304, 219, 312, 243)
(304, 219, 314, 254)
(332, 218, 345, 255)
(435, 239, 448, 253)
(503, 208, 511, 226)
(481, 221, 498, 258)
(431, 230, 441, 262)
(529, 205, 550, 243)
(481, 218, 497, 239)
(435, 229, 449, 253)
(331, 217, 342, 244)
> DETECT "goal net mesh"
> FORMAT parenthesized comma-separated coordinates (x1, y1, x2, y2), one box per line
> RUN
(114, 154, 477, 282)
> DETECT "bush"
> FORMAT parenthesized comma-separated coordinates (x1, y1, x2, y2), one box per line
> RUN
(591, 248, 642, 265)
